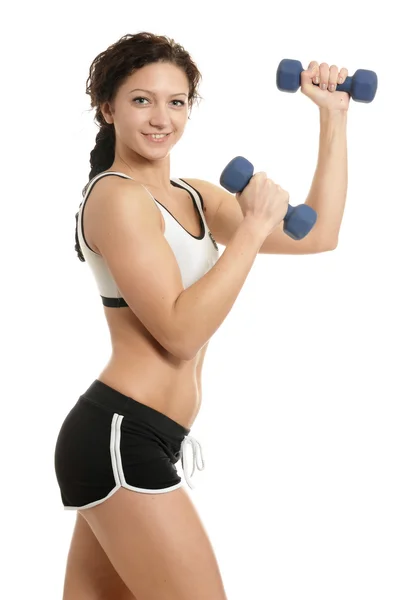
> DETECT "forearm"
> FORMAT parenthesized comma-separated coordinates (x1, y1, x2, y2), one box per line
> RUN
(173, 218, 266, 360)
(305, 108, 348, 245)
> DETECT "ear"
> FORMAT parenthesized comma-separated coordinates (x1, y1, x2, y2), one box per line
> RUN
(100, 101, 114, 125)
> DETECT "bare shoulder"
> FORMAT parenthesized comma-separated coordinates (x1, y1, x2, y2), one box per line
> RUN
(86, 172, 145, 205)
(83, 174, 162, 252)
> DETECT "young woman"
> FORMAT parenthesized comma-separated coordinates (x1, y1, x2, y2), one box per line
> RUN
(54, 31, 349, 600)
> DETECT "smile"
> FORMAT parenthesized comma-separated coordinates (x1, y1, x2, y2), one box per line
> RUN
(142, 133, 171, 143)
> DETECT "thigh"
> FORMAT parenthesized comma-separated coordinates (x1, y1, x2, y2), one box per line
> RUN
(82, 486, 228, 600)
(62, 511, 135, 600)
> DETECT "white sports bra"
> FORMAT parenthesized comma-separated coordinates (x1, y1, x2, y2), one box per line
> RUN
(77, 171, 220, 307)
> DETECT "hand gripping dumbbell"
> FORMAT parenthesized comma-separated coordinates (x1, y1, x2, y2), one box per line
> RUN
(220, 156, 317, 241)
(276, 58, 378, 103)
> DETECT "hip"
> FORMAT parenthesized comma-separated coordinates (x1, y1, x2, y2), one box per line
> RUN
(54, 380, 196, 508)
(98, 360, 202, 430)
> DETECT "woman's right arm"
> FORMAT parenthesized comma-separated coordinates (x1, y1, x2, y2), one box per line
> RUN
(172, 218, 267, 359)
(90, 178, 271, 361)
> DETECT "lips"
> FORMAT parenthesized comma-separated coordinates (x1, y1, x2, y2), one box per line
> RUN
(141, 132, 172, 144)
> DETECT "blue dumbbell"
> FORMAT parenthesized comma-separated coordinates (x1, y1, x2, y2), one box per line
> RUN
(220, 156, 317, 241)
(276, 58, 378, 103)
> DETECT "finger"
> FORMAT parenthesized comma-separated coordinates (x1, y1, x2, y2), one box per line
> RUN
(328, 65, 339, 92)
(307, 60, 319, 77)
(338, 67, 348, 84)
(253, 171, 267, 180)
(308, 60, 320, 84)
(319, 62, 330, 90)
(300, 61, 319, 88)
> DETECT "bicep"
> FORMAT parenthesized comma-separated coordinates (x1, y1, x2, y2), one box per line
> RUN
(91, 180, 186, 356)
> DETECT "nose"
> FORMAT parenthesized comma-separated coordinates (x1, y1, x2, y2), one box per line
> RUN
(149, 103, 171, 128)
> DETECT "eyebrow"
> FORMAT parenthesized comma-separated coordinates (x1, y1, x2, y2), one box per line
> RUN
(129, 88, 188, 97)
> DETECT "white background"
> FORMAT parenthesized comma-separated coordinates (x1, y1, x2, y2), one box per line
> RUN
(2, 1, 415, 598)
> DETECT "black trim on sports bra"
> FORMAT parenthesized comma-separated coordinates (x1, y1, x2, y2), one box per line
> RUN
(102, 296, 129, 308)
(178, 178, 206, 213)
(81, 173, 131, 255)
(157, 180, 205, 240)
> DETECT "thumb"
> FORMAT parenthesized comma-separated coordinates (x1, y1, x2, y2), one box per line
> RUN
(301, 63, 318, 88)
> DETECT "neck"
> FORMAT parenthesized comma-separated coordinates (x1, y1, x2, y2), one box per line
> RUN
(110, 157, 172, 194)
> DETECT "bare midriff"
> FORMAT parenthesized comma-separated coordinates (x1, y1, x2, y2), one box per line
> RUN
(97, 306, 209, 430)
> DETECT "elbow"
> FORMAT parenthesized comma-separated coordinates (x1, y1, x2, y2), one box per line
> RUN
(181, 350, 197, 362)
(174, 345, 196, 362)
(319, 237, 338, 252)
(164, 317, 198, 361)
(310, 227, 339, 253)
(166, 336, 197, 362)
(177, 341, 199, 362)
(327, 237, 338, 251)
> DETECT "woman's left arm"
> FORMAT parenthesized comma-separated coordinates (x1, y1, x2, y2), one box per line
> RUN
(304, 107, 348, 248)
(186, 62, 352, 254)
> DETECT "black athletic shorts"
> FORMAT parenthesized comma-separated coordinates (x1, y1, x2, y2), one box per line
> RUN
(54, 379, 205, 510)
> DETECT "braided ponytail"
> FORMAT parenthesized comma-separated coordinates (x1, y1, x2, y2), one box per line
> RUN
(74, 123, 115, 262)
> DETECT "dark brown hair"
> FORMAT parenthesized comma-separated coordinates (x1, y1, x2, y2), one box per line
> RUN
(75, 32, 203, 262)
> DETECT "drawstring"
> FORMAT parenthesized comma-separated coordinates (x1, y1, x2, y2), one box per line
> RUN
(180, 435, 205, 489)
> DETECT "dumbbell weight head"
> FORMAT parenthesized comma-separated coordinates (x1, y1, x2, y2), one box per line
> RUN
(219, 156, 253, 193)
(285, 204, 317, 240)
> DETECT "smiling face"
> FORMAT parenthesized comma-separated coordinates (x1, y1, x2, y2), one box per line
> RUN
(101, 61, 191, 164)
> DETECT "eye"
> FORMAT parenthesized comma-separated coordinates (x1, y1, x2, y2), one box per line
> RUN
(133, 97, 186, 107)
(133, 97, 148, 105)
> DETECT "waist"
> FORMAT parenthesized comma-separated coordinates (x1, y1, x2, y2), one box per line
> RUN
(97, 355, 202, 429)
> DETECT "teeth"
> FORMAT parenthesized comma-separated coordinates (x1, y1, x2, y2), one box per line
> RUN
(148, 134, 168, 139)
